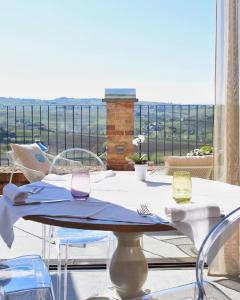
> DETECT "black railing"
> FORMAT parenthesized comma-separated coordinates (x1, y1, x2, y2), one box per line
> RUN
(0, 104, 214, 166)
(135, 104, 214, 164)
(0, 105, 106, 165)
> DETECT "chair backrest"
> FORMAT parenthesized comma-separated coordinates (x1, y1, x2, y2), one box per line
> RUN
(164, 155, 213, 179)
(7, 150, 46, 183)
(49, 148, 106, 175)
(196, 207, 240, 299)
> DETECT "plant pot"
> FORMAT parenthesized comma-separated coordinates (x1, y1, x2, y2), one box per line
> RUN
(134, 164, 148, 181)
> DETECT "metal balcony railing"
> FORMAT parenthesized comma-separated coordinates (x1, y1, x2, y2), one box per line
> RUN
(0, 105, 107, 166)
(0, 104, 214, 166)
(135, 104, 214, 164)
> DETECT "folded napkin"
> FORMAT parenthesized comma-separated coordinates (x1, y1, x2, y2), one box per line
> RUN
(104, 170, 116, 178)
(165, 204, 221, 250)
(22, 185, 73, 201)
(43, 171, 116, 183)
(43, 174, 71, 181)
(165, 204, 221, 222)
(3, 184, 28, 204)
(93, 170, 116, 183)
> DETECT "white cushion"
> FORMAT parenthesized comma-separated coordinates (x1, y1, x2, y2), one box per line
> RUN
(10, 143, 51, 175)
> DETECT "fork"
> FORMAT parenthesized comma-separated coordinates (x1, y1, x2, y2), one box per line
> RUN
(137, 204, 168, 223)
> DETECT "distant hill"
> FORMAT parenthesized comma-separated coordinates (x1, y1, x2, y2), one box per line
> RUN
(0, 97, 165, 106)
(0, 97, 102, 106)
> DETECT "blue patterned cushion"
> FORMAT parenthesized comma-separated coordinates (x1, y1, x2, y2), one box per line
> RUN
(11, 143, 51, 175)
(34, 153, 46, 163)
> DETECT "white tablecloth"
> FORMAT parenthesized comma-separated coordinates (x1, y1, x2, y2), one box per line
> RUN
(0, 172, 160, 247)
(0, 171, 240, 248)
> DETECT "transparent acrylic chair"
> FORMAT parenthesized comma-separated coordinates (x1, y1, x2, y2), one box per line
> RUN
(0, 255, 55, 300)
(134, 207, 240, 300)
(48, 148, 112, 300)
(7, 147, 55, 260)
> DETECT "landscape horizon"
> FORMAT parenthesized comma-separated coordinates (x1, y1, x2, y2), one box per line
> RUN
(0, 96, 213, 106)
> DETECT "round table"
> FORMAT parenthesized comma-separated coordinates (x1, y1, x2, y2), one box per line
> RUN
(25, 214, 174, 299)
(23, 171, 240, 299)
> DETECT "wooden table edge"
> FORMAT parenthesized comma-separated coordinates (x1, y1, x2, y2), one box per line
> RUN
(24, 215, 175, 232)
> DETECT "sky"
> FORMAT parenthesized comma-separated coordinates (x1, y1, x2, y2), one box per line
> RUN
(0, 0, 216, 104)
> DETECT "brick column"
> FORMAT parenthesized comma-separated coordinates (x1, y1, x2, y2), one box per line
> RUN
(103, 89, 138, 170)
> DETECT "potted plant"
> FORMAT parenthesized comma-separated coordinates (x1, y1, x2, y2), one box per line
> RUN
(126, 135, 148, 181)
(165, 145, 213, 179)
(187, 145, 213, 156)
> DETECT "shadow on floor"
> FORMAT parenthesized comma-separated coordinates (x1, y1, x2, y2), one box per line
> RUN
(214, 278, 240, 293)
(51, 273, 82, 300)
(161, 236, 197, 257)
(51, 270, 110, 300)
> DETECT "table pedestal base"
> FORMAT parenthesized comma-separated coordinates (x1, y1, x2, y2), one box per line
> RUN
(87, 231, 148, 300)
(109, 231, 148, 299)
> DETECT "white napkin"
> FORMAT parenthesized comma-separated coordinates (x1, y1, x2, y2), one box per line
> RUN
(104, 170, 116, 178)
(165, 204, 221, 249)
(22, 185, 73, 202)
(3, 184, 28, 204)
(43, 174, 71, 181)
(43, 171, 116, 183)
(165, 204, 221, 221)
(93, 170, 116, 183)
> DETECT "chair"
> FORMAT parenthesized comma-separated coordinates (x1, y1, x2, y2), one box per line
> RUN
(134, 207, 240, 300)
(7, 143, 56, 260)
(48, 148, 112, 300)
(164, 155, 213, 179)
(7, 144, 55, 183)
(0, 255, 55, 300)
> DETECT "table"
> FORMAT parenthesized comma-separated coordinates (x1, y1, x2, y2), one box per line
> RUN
(23, 171, 240, 299)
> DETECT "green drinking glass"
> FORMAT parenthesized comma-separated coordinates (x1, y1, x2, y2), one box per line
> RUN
(172, 171, 192, 204)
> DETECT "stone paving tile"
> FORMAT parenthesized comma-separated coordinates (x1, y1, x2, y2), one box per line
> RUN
(1, 219, 195, 261)
(50, 269, 240, 300)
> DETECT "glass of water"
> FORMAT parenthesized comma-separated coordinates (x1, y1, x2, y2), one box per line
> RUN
(71, 169, 90, 200)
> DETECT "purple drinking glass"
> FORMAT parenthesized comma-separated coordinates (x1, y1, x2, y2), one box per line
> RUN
(71, 169, 91, 200)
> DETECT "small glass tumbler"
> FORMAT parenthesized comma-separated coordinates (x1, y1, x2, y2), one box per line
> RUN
(71, 169, 90, 200)
(172, 171, 192, 204)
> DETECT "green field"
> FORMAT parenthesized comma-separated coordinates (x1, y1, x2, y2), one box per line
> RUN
(0, 104, 214, 165)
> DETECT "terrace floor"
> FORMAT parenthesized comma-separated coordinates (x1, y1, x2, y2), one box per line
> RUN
(1, 220, 240, 299)
(0, 219, 196, 261)
(50, 268, 240, 300)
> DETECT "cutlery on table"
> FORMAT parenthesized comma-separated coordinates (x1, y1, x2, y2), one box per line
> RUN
(27, 187, 45, 194)
(14, 199, 71, 206)
(137, 203, 168, 223)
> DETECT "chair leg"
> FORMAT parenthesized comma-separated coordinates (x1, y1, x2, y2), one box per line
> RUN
(57, 246, 62, 300)
(42, 224, 47, 260)
(9, 165, 16, 183)
(0, 286, 6, 300)
(46, 225, 53, 268)
(63, 243, 68, 300)
(106, 234, 117, 290)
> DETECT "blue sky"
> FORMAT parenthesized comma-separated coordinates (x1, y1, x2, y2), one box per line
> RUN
(0, 0, 215, 103)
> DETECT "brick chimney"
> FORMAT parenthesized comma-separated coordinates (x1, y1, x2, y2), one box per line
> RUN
(103, 88, 138, 170)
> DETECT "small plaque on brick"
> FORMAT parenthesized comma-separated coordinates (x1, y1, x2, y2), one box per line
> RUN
(115, 145, 125, 154)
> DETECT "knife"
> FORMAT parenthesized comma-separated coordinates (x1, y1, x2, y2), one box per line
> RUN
(14, 199, 71, 206)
